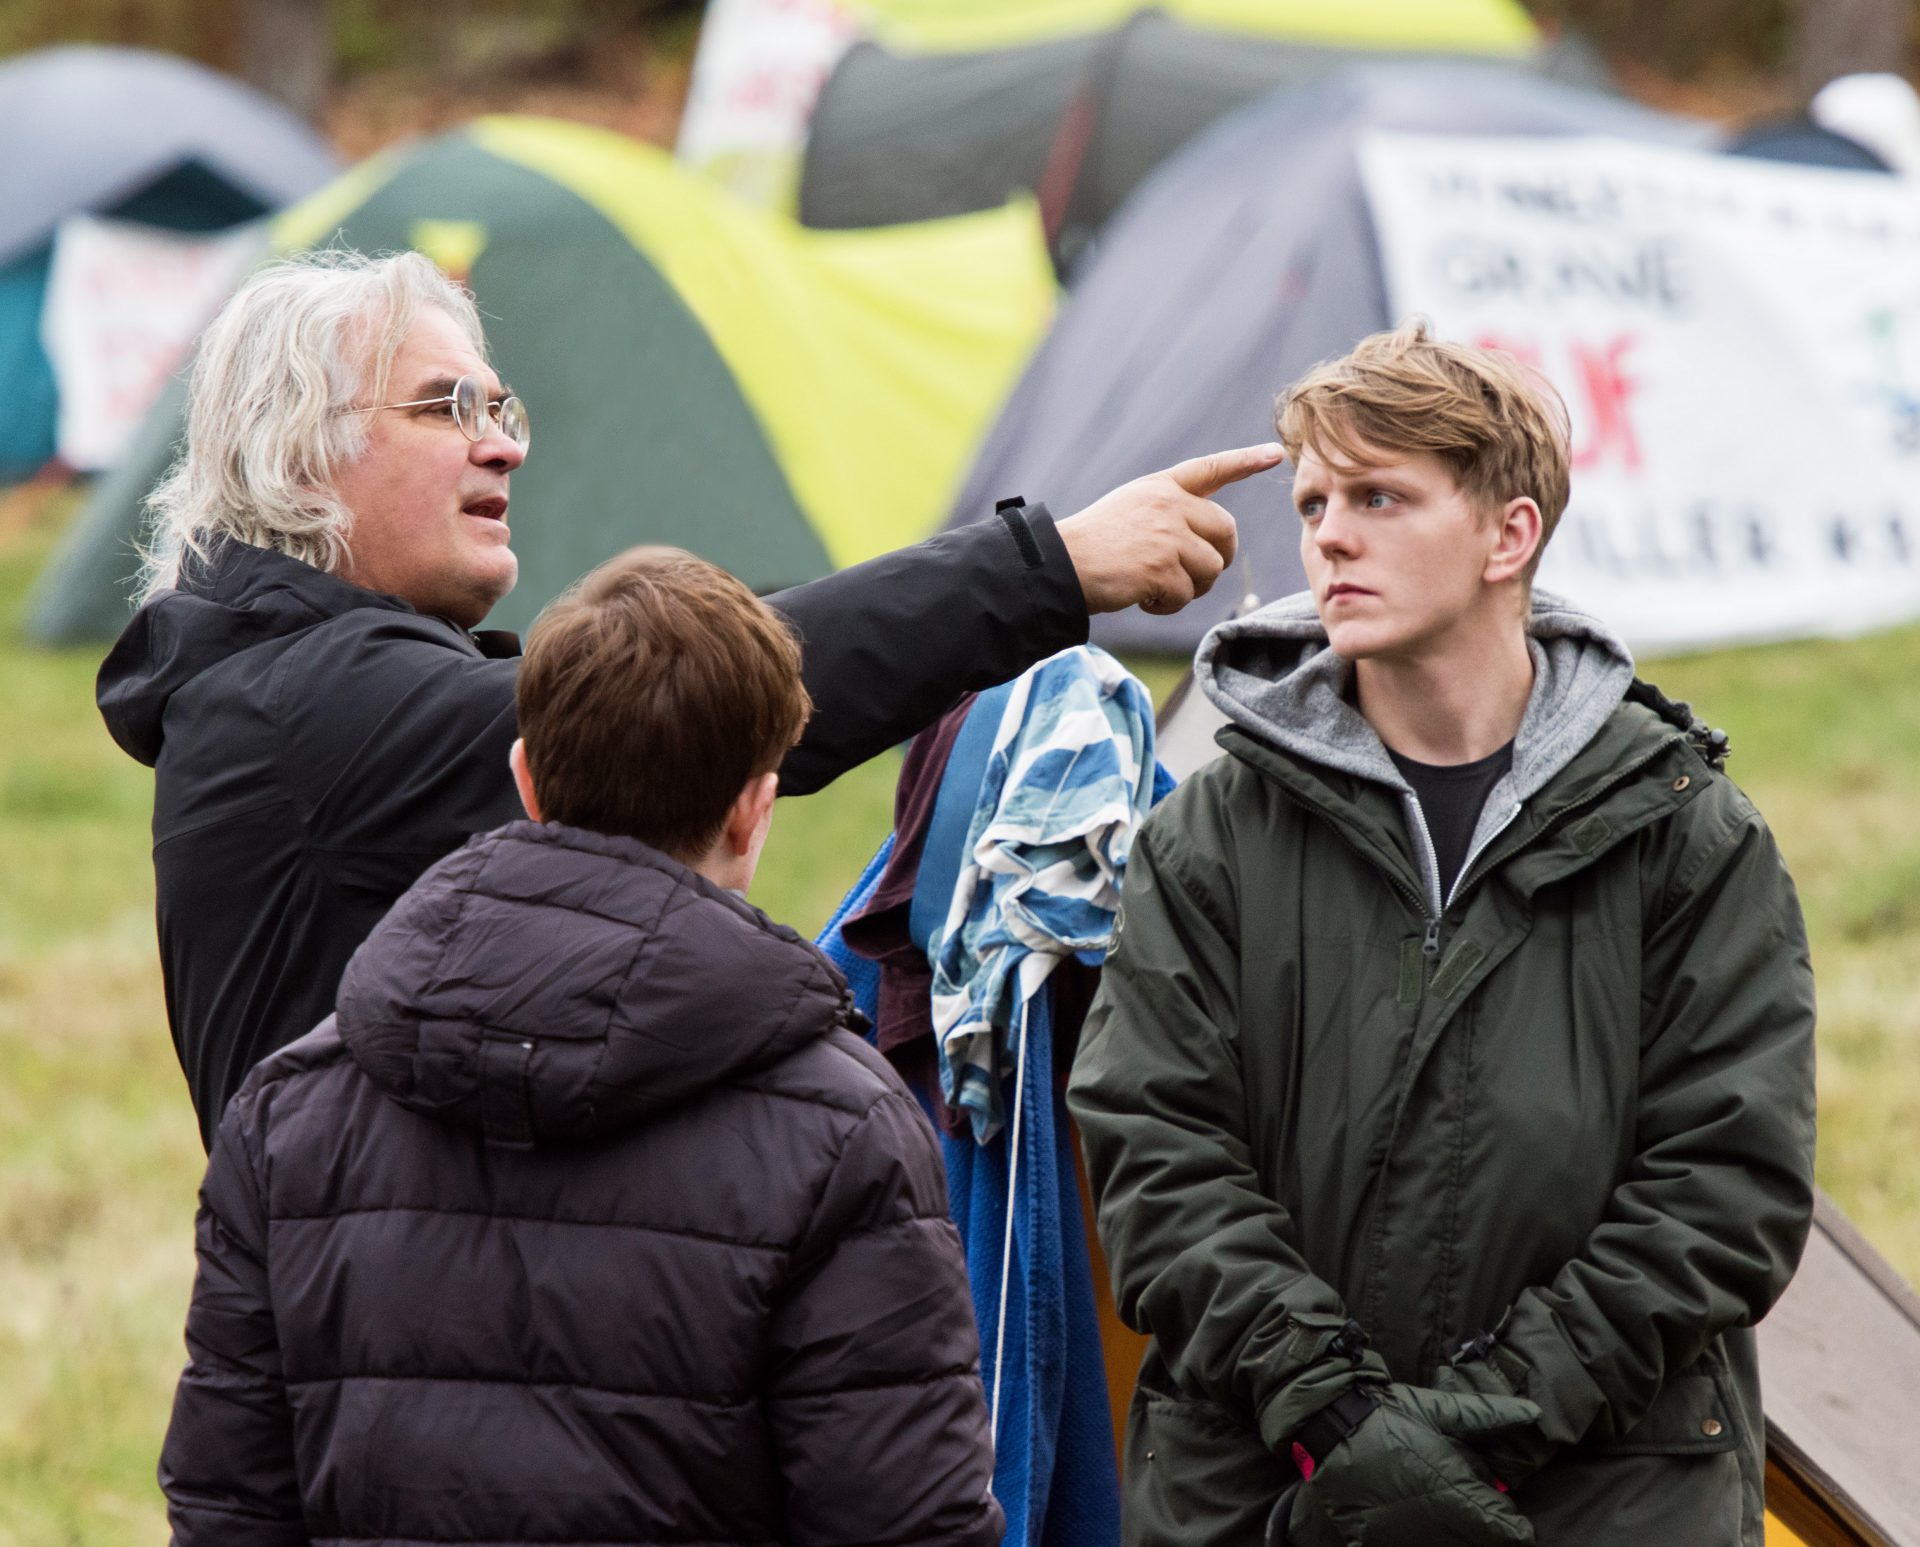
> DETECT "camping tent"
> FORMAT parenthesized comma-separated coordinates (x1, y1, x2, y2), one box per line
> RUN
(0, 46, 336, 481)
(940, 62, 1715, 656)
(678, 0, 1544, 215)
(27, 115, 1054, 644)
(797, 7, 1604, 267)
(1153, 676, 1920, 1547)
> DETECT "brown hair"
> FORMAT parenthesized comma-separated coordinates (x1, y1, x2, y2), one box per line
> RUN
(1276, 319, 1573, 580)
(516, 547, 812, 860)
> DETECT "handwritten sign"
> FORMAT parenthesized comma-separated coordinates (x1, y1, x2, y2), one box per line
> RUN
(1359, 132, 1920, 652)
(40, 214, 264, 472)
(676, 0, 861, 207)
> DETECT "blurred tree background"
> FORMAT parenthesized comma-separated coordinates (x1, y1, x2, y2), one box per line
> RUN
(4, 0, 1918, 155)
(0, 0, 705, 156)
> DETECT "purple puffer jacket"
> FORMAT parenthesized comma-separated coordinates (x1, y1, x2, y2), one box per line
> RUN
(159, 819, 1003, 1547)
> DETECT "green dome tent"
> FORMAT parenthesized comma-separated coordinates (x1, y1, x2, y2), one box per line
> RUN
(29, 115, 1053, 643)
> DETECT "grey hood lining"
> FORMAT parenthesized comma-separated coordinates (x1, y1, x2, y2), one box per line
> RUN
(1194, 589, 1636, 912)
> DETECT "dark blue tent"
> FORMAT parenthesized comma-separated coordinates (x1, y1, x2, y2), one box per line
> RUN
(944, 62, 1708, 653)
(1727, 118, 1893, 173)
(0, 46, 335, 480)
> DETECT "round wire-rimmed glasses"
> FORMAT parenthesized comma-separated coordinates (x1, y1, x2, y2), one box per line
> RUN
(345, 374, 530, 450)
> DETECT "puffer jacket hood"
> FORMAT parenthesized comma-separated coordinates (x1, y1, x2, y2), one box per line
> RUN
(1195, 588, 1636, 906)
(337, 819, 854, 1144)
(97, 538, 414, 768)
(162, 814, 1002, 1547)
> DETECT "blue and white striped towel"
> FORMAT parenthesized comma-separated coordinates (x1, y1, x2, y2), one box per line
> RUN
(929, 646, 1158, 1144)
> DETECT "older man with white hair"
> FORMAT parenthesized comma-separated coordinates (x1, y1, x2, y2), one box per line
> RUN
(98, 249, 1276, 1143)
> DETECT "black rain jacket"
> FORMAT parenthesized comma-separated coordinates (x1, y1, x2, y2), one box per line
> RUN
(160, 818, 1003, 1547)
(98, 511, 1085, 1144)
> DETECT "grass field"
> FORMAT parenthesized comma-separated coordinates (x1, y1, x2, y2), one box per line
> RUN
(2, 494, 1916, 1544)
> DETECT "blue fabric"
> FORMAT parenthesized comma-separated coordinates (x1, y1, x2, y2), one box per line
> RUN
(940, 991, 1121, 1547)
(816, 833, 891, 1015)
(0, 245, 58, 480)
(819, 901, 1120, 1547)
(910, 680, 1014, 957)
(817, 648, 1176, 1547)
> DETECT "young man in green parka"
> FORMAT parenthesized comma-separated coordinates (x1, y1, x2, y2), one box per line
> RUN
(1068, 321, 1817, 1547)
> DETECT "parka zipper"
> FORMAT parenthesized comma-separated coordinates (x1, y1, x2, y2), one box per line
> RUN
(1302, 805, 1442, 974)
(1298, 731, 1690, 984)
(1304, 807, 1432, 934)
(1404, 796, 1445, 919)
(1444, 802, 1523, 913)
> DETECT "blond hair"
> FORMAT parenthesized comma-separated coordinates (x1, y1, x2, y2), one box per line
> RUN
(1276, 319, 1572, 580)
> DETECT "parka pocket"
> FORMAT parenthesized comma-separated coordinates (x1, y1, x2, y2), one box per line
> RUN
(1590, 1364, 1741, 1456)
(1123, 1391, 1286, 1547)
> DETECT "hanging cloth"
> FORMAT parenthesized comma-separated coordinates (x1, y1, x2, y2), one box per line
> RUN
(922, 647, 1160, 1144)
(819, 645, 1169, 1547)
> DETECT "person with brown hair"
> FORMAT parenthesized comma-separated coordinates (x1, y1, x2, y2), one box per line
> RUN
(159, 545, 1004, 1547)
(1069, 321, 1816, 1546)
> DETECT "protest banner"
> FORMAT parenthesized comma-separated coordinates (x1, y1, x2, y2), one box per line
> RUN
(1360, 132, 1920, 651)
(675, 0, 860, 206)
(40, 215, 262, 473)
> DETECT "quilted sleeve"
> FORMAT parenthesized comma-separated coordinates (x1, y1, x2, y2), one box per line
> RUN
(158, 1093, 306, 1546)
(764, 1087, 1004, 1547)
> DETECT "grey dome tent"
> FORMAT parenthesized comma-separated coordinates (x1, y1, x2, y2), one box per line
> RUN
(798, 12, 1611, 269)
(0, 46, 336, 481)
(942, 61, 1710, 656)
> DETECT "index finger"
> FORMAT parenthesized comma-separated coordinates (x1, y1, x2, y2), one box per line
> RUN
(1164, 442, 1287, 498)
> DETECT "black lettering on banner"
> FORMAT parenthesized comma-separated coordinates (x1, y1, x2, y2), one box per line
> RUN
(1565, 502, 1915, 581)
(1565, 498, 1782, 580)
(1821, 509, 1916, 569)
(1426, 237, 1688, 314)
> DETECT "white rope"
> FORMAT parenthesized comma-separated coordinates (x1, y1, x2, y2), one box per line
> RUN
(987, 991, 1032, 1450)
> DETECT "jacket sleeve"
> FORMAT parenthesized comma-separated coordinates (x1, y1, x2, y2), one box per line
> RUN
(1485, 796, 1818, 1451)
(770, 506, 1088, 795)
(286, 510, 1085, 859)
(1067, 797, 1387, 1451)
(159, 1093, 306, 1546)
(764, 1084, 1003, 1547)
(277, 619, 526, 874)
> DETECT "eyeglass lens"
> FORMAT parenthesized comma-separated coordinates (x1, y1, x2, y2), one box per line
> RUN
(452, 375, 531, 450)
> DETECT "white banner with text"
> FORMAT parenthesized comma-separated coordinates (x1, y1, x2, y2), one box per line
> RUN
(40, 215, 263, 473)
(1359, 132, 1920, 653)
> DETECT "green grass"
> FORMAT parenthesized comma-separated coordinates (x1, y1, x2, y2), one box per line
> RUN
(2, 492, 1917, 1542)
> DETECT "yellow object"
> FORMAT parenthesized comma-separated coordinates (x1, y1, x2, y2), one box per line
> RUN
(271, 146, 407, 252)
(861, 0, 1537, 55)
(407, 220, 490, 282)
(472, 115, 1055, 566)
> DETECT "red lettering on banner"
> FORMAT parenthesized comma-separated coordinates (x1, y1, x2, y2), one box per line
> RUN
(1475, 331, 1644, 475)
(1569, 334, 1642, 473)
(1474, 332, 1542, 369)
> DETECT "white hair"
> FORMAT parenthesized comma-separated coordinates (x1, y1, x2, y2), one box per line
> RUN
(140, 249, 488, 600)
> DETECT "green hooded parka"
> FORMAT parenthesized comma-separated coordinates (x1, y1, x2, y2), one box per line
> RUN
(1068, 593, 1817, 1546)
